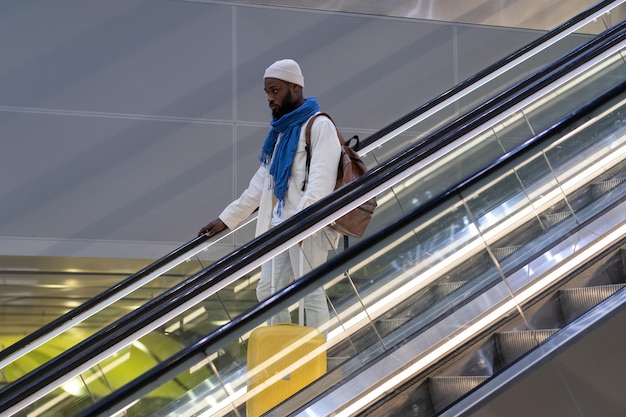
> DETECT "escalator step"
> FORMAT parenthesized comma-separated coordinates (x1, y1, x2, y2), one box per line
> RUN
(376, 318, 410, 334)
(495, 329, 559, 366)
(559, 284, 626, 324)
(589, 178, 626, 200)
(540, 212, 572, 228)
(428, 375, 489, 413)
(538, 178, 624, 230)
(376, 282, 467, 335)
(431, 281, 467, 300)
(492, 246, 522, 260)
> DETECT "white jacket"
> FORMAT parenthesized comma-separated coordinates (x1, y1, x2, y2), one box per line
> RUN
(219, 113, 342, 238)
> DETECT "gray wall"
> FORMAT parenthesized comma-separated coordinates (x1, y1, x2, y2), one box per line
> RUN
(0, 0, 568, 260)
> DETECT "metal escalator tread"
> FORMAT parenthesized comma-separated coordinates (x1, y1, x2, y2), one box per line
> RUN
(559, 284, 626, 324)
(431, 281, 468, 300)
(492, 246, 523, 260)
(376, 282, 468, 334)
(428, 376, 489, 413)
(540, 212, 572, 228)
(495, 329, 559, 366)
(433, 283, 626, 413)
(590, 178, 626, 200)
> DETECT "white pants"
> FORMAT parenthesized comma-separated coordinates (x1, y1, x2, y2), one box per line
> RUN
(256, 228, 338, 329)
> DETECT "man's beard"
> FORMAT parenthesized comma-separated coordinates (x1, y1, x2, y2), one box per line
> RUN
(272, 90, 298, 119)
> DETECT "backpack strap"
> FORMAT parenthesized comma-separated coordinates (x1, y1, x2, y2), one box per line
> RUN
(302, 113, 322, 191)
(304, 112, 345, 146)
(302, 112, 345, 191)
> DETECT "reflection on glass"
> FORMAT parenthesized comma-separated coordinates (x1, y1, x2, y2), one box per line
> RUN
(6, 8, 626, 416)
(0, 219, 258, 390)
(76, 59, 626, 417)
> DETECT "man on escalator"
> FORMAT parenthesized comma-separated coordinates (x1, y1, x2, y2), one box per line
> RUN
(197, 59, 341, 331)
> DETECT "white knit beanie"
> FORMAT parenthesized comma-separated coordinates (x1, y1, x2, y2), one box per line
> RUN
(264, 59, 304, 87)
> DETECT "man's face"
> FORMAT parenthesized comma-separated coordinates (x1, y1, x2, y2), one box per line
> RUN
(264, 78, 298, 120)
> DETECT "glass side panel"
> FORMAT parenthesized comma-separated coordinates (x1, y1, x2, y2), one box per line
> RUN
(2, 2, 621, 393)
(0, 217, 257, 383)
(115, 86, 626, 417)
(280, 79, 626, 417)
(363, 14, 614, 165)
(355, 101, 626, 417)
(364, 42, 626, 241)
(18, 40, 626, 417)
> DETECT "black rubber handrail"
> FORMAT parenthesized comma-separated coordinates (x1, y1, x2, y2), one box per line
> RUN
(0, 0, 617, 377)
(2, 13, 626, 417)
(78, 56, 626, 417)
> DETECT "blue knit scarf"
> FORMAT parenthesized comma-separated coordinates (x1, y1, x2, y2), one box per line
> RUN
(259, 96, 320, 214)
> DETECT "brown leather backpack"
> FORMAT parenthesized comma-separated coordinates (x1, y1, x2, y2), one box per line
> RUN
(303, 112, 377, 239)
